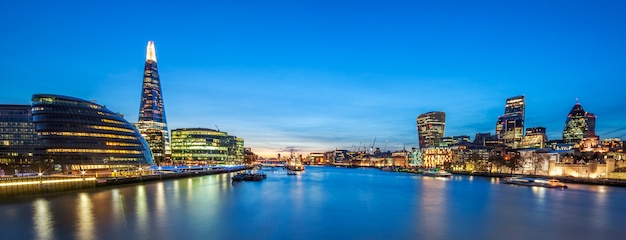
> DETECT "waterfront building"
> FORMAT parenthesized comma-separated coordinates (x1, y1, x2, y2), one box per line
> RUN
(495, 95, 525, 148)
(0, 105, 42, 172)
(417, 111, 446, 149)
(136, 41, 170, 165)
(422, 147, 453, 168)
(408, 147, 423, 167)
(562, 101, 597, 144)
(520, 127, 548, 149)
(31, 94, 154, 172)
(170, 128, 244, 165)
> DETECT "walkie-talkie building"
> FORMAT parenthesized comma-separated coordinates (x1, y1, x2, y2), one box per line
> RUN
(495, 95, 525, 148)
(417, 111, 446, 149)
(136, 41, 170, 164)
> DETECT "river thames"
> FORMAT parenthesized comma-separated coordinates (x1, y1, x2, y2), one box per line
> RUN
(1, 166, 625, 240)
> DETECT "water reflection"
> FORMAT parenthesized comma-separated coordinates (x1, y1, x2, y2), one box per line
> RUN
(3, 167, 626, 240)
(135, 185, 148, 236)
(33, 199, 53, 240)
(76, 193, 95, 240)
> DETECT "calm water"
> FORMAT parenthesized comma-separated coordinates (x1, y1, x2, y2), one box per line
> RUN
(1, 166, 625, 240)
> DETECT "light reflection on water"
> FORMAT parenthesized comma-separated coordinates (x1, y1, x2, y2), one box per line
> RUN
(1, 167, 626, 240)
(33, 199, 53, 240)
(76, 193, 94, 240)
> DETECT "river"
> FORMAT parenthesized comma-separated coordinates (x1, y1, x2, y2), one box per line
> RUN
(1, 166, 625, 240)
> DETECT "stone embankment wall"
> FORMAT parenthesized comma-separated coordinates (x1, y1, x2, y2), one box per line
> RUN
(0, 176, 96, 200)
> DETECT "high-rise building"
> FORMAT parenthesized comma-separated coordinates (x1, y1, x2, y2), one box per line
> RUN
(563, 101, 597, 144)
(495, 95, 525, 148)
(417, 111, 446, 149)
(136, 41, 170, 165)
(32, 94, 154, 171)
(0, 105, 42, 168)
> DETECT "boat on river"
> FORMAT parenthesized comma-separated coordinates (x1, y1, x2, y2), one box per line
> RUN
(422, 170, 452, 177)
(503, 177, 567, 188)
(232, 173, 266, 182)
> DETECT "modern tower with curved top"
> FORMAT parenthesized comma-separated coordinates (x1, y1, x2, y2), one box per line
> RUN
(136, 41, 170, 164)
(417, 111, 446, 149)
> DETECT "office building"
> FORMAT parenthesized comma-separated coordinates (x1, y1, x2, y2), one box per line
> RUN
(170, 128, 244, 164)
(417, 111, 446, 149)
(495, 95, 525, 148)
(136, 41, 170, 164)
(563, 101, 597, 144)
(0, 105, 42, 168)
(32, 94, 154, 171)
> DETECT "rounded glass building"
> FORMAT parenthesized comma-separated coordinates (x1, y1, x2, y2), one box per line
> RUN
(32, 94, 154, 170)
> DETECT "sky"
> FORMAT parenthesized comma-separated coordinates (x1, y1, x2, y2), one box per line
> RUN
(1, 1, 625, 157)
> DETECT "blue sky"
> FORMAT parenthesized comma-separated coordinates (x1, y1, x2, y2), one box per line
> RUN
(1, 1, 625, 156)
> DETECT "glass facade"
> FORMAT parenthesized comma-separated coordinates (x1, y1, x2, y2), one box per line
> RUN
(32, 94, 154, 169)
(495, 95, 525, 148)
(563, 102, 596, 144)
(0, 105, 42, 166)
(417, 111, 446, 149)
(137, 41, 170, 165)
(171, 128, 244, 165)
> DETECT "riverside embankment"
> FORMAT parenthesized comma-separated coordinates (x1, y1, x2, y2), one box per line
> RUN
(0, 165, 252, 200)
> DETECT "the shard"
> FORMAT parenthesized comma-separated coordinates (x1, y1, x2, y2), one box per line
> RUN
(136, 41, 170, 164)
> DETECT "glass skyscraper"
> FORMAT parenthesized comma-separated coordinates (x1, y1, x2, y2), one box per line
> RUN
(495, 95, 525, 148)
(563, 101, 597, 144)
(417, 111, 446, 149)
(136, 41, 170, 165)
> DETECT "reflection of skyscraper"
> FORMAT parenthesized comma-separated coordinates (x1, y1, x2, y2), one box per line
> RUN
(417, 111, 446, 149)
(495, 95, 525, 148)
(136, 41, 169, 164)
(563, 101, 596, 144)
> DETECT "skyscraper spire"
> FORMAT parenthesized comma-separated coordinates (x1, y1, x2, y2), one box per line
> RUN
(146, 40, 157, 62)
(136, 40, 169, 164)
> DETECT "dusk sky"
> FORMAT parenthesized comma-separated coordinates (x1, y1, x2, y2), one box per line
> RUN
(1, 1, 625, 156)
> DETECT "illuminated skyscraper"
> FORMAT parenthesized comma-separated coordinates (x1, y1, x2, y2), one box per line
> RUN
(563, 101, 597, 144)
(495, 95, 525, 148)
(417, 111, 446, 149)
(136, 41, 169, 164)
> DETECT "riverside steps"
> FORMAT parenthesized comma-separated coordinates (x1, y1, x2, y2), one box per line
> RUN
(0, 165, 252, 200)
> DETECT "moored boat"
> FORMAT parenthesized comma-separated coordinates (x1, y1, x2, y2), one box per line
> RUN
(503, 177, 567, 188)
(422, 170, 452, 177)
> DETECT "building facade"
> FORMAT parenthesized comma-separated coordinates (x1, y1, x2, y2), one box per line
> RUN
(562, 102, 597, 144)
(170, 128, 244, 165)
(31, 94, 154, 171)
(0, 105, 42, 170)
(520, 127, 548, 149)
(136, 41, 170, 165)
(417, 111, 446, 149)
(495, 95, 525, 148)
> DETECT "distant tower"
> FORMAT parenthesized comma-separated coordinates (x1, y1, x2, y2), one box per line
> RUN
(417, 111, 446, 149)
(136, 41, 170, 164)
(563, 101, 596, 144)
(495, 95, 525, 148)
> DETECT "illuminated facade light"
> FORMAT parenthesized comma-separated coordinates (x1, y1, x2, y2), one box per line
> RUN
(171, 128, 245, 164)
(417, 111, 446, 149)
(31, 94, 154, 167)
(563, 101, 597, 144)
(496, 95, 525, 148)
(137, 40, 170, 165)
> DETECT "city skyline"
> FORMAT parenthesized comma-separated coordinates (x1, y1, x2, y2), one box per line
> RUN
(2, 1, 626, 156)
